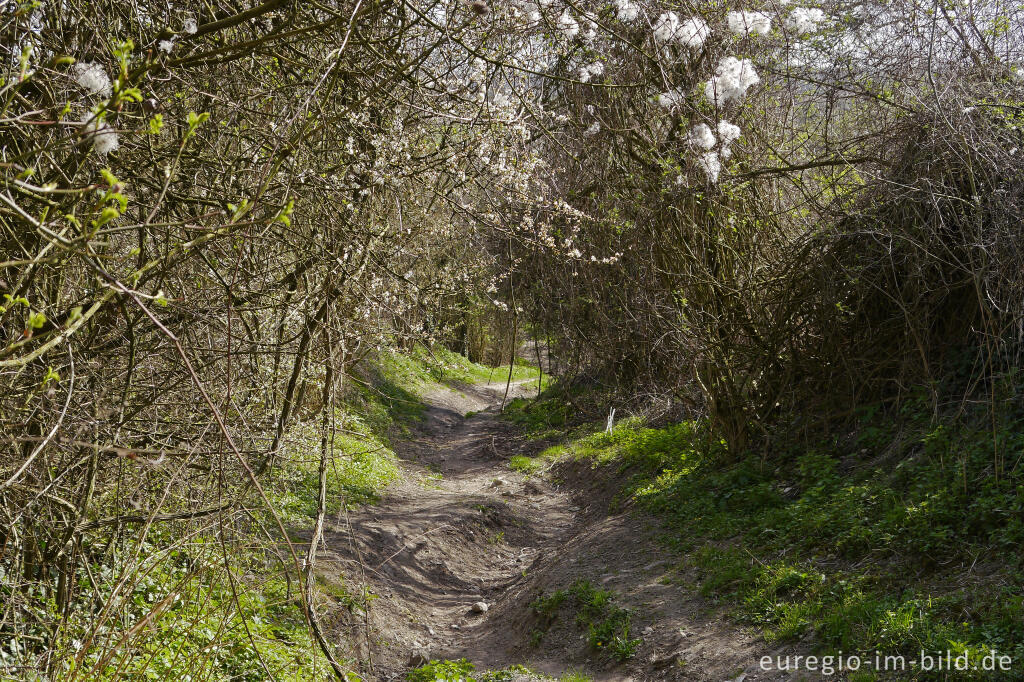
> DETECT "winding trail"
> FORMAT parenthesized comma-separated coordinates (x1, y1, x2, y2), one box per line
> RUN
(316, 380, 794, 681)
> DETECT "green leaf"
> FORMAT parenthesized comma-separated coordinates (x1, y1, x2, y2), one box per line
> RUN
(187, 111, 210, 135)
(42, 367, 60, 386)
(100, 169, 119, 187)
(120, 87, 143, 103)
(91, 206, 120, 229)
(274, 199, 295, 226)
(27, 311, 46, 329)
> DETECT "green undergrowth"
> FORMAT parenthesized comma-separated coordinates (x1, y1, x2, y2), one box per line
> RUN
(27, 535, 350, 681)
(509, 454, 545, 474)
(356, 354, 431, 431)
(504, 395, 570, 439)
(514, 389, 1024, 679)
(273, 410, 401, 523)
(502, 383, 600, 440)
(530, 579, 641, 662)
(407, 659, 592, 681)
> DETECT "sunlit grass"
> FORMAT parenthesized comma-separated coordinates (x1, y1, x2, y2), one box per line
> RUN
(516, 390, 1024, 673)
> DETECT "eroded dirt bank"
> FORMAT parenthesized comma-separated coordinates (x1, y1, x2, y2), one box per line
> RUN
(316, 381, 798, 681)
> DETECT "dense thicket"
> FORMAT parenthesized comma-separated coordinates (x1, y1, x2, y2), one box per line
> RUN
(1, 0, 1023, 677)
(511, 1, 1024, 450)
(0, 0, 519, 676)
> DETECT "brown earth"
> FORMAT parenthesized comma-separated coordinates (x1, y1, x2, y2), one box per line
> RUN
(315, 380, 813, 681)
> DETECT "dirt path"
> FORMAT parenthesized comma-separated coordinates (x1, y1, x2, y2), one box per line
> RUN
(318, 381, 795, 681)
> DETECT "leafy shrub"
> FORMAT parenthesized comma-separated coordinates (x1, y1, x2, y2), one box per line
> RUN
(407, 658, 476, 682)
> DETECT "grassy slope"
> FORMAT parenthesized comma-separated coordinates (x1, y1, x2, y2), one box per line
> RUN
(503, 390, 1024, 680)
(380, 344, 543, 390)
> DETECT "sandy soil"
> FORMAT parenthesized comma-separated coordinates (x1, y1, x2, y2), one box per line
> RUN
(316, 380, 807, 681)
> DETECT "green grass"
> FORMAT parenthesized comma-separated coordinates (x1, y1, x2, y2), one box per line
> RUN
(517, 390, 1024, 679)
(407, 658, 476, 681)
(362, 353, 432, 429)
(272, 409, 401, 524)
(509, 454, 545, 474)
(407, 660, 592, 682)
(530, 579, 641, 662)
(503, 395, 570, 438)
(384, 345, 541, 390)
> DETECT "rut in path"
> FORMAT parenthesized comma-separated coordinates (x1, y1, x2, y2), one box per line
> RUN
(315, 380, 795, 682)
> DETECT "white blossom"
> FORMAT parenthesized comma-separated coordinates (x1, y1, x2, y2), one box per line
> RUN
(727, 11, 771, 36)
(428, 2, 447, 24)
(697, 151, 721, 182)
(71, 62, 112, 98)
(785, 7, 826, 34)
(653, 12, 680, 44)
(581, 15, 598, 41)
(689, 123, 716, 150)
(81, 115, 119, 155)
(677, 17, 711, 49)
(579, 61, 604, 82)
(158, 39, 175, 54)
(704, 76, 730, 108)
(717, 120, 741, 145)
(704, 56, 759, 107)
(615, 0, 640, 23)
(471, 57, 487, 76)
(558, 10, 580, 41)
(655, 13, 710, 49)
(584, 121, 600, 137)
(183, 17, 198, 34)
(733, 59, 761, 89)
(656, 88, 685, 109)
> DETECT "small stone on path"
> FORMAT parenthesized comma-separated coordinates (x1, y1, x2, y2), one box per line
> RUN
(407, 647, 430, 666)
